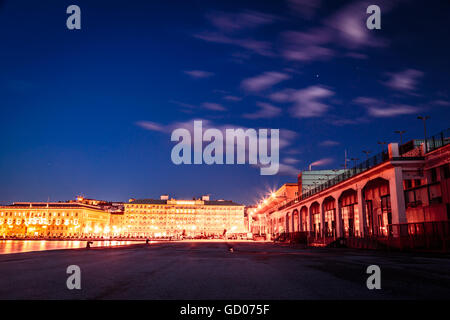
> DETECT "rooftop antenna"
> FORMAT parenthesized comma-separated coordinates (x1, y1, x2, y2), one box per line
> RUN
(344, 149, 348, 169)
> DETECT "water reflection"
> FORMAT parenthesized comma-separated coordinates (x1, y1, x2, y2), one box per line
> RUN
(0, 240, 144, 254)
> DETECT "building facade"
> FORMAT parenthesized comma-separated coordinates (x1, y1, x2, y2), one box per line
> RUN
(254, 128, 450, 246)
(122, 195, 245, 238)
(249, 183, 298, 236)
(0, 202, 111, 238)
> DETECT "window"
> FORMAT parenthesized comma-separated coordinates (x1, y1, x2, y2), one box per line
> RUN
(442, 164, 450, 179)
(431, 168, 438, 183)
(404, 179, 413, 189)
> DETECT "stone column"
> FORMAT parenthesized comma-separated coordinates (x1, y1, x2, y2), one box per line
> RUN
(357, 187, 367, 237)
(298, 209, 302, 232)
(389, 166, 407, 236)
(320, 201, 326, 237)
(335, 198, 343, 238)
(307, 205, 313, 233)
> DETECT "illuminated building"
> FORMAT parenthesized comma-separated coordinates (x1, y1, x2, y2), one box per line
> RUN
(248, 183, 298, 236)
(253, 128, 450, 247)
(0, 201, 111, 238)
(123, 195, 245, 237)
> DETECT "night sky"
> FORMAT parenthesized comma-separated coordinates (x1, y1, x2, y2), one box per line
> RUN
(1, 0, 449, 205)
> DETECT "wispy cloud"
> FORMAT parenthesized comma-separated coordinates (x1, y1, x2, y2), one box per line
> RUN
(310, 157, 333, 168)
(354, 97, 421, 117)
(184, 70, 214, 79)
(170, 100, 196, 109)
(383, 69, 424, 93)
(287, 0, 322, 19)
(325, 1, 388, 49)
(223, 95, 242, 102)
(281, 29, 334, 62)
(320, 140, 340, 147)
(368, 105, 420, 117)
(281, 1, 395, 62)
(136, 119, 298, 171)
(431, 100, 450, 106)
(135, 121, 167, 133)
(202, 102, 227, 111)
(277, 163, 300, 176)
(194, 32, 274, 57)
(283, 157, 300, 164)
(170, 100, 227, 112)
(243, 102, 282, 119)
(325, 116, 368, 126)
(241, 71, 290, 92)
(195, 10, 276, 57)
(271, 85, 334, 118)
(205, 10, 276, 33)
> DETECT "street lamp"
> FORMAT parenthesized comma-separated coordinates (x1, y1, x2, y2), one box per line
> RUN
(362, 150, 371, 160)
(394, 130, 406, 145)
(350, 157, 359, 167)
(417, 115, 430, 152)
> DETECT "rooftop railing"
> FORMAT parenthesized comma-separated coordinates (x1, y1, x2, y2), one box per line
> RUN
(277, 150, 390, 211)
(425, 127, 450, 153)
(276, 128, 449, 213)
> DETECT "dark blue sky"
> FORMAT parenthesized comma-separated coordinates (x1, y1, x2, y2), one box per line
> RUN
(1, 0, 449, 205)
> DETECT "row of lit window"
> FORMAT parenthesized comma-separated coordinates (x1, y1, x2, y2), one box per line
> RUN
(0, 212, 79, 217)
(0, 218, 79, 226)
(127, 206, 240, 211)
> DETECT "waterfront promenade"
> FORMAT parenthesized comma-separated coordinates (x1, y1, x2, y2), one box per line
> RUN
(1, 241, 450, 299)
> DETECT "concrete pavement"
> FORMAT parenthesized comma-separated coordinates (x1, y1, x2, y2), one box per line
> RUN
(0, 241, 449, 299)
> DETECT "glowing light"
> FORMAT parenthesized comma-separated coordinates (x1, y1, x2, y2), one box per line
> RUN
(175, 200, 196, 205)
(271, 193, 276, 198)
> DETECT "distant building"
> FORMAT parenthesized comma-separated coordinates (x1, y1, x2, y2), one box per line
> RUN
(0, 193, 245, 239)
(0, 201, 111, 237)
(298, 170, 346, 193)
(249, 183, 298, 235)
(123, 195, 245, 237)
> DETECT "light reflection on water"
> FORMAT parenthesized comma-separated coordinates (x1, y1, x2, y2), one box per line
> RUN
(0, 240, 144, 254)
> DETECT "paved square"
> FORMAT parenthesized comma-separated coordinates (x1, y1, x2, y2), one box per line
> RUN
(1, 241, 449, 299)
